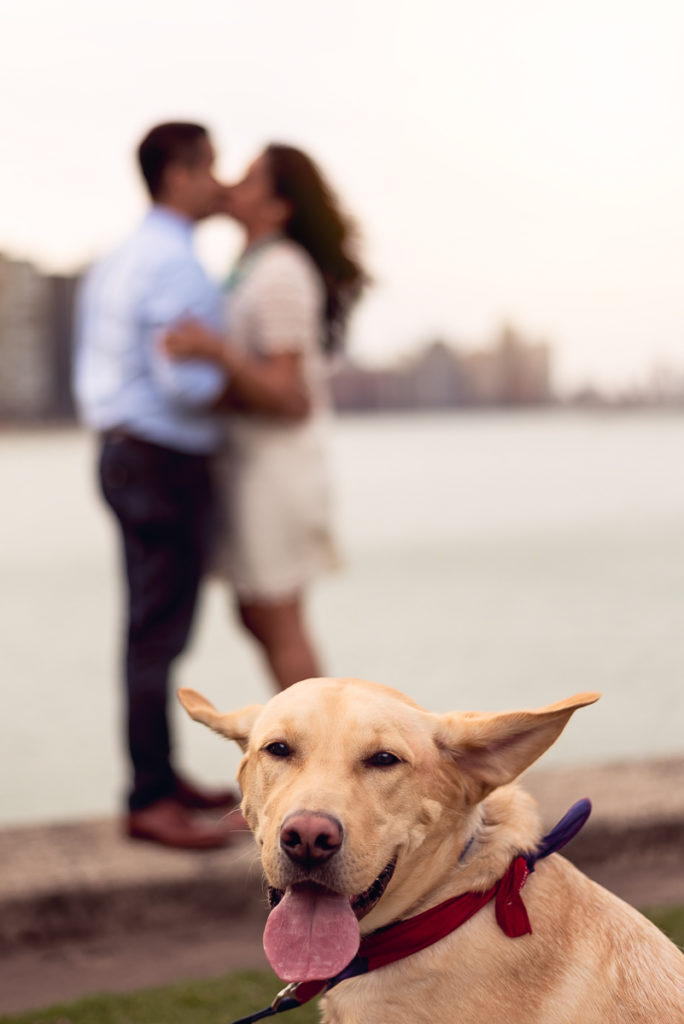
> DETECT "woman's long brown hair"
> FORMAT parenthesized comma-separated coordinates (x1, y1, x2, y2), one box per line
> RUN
(265, 144, 368, 353)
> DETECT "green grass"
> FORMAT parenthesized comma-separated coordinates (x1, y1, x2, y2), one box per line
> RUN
(644, 905, 684, 950)
(2, 908, 682, 1024)
(0, 971, 319, 1024)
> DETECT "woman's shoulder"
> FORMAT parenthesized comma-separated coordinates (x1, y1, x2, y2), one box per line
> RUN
(258, 238, 320, 287)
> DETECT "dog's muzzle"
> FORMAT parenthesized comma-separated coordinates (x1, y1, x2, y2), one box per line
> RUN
(268, 855, 397, 921)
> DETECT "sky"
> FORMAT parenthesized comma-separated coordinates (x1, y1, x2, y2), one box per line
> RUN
(2, 0, 683, 391)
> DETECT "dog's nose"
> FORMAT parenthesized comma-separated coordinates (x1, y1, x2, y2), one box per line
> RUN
(280, 811, 343, 868)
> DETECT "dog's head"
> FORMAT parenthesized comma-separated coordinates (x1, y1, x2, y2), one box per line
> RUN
(178, 678, 598, 981)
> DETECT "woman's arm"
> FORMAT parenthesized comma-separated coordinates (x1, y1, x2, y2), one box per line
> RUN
(163, 321, 310, 420)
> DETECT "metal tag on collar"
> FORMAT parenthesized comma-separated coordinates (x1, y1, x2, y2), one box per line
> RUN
(228, 981, 303, 1023)
(271, 983, 299, 1010)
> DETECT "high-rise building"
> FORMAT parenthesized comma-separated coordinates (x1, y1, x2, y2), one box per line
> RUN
(0, 254, 79, 422)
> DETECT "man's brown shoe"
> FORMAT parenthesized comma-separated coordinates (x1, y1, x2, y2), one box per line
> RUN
(174, 775, 241, 812)
(126, 798, 233, 850)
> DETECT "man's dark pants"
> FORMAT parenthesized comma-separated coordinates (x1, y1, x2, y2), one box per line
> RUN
(99, 434, 216, 812)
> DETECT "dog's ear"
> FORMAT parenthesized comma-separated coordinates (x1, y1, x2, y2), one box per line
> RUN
(177, 688, 263, 752)
(435, 692, 600, 803)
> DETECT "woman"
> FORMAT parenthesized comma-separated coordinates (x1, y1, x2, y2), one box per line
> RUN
(165, 144, 366, 690)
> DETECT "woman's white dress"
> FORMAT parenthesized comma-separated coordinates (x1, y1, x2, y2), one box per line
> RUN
(212, 238, 340, 601)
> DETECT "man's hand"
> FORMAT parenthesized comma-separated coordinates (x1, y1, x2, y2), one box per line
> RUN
(163, 320, 223, 361)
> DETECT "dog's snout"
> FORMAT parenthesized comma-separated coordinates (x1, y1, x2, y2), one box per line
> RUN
(280, 811, 343, 868)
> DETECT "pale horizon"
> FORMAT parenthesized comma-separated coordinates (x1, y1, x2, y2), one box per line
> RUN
(2, 0, 683, 392)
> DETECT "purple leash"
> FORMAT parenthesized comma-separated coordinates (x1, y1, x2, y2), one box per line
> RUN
(526, 798, 592, 869)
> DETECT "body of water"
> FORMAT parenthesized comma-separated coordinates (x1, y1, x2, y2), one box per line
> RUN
(2, 411, 684, 827)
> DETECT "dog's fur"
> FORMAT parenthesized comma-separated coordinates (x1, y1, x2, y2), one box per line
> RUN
(179, 678, 684, 1022)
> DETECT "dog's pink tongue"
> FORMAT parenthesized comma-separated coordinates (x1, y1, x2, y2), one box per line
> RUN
(263, 884, 360, 981)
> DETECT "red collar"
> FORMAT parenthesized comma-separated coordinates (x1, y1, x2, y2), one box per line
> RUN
(362, 852, 531, 965)
(230, 799, 591, 1023)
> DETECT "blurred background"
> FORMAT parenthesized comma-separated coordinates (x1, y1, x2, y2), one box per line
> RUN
(2, 0, 683, 827)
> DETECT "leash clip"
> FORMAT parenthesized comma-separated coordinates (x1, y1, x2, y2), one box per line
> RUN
(270, 982, 299, 1010)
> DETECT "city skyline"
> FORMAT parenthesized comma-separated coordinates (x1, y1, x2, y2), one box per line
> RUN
(2, 1, 683, 392)
(3, 249, 682, 426)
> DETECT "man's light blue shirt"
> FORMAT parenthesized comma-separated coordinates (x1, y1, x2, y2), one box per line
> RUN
(74, 207, 226, 453)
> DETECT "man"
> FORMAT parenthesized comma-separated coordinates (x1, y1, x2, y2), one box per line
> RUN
(74, 122, 237, 849)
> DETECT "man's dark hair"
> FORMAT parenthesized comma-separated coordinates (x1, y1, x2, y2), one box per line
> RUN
(137, 122, 209, 199)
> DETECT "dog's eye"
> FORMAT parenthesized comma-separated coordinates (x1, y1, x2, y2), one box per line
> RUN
(264, 741, 291, 758)
(366, 751, 401, 768)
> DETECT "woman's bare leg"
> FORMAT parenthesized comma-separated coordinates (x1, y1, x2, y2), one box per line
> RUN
(237, 596, 322, 690)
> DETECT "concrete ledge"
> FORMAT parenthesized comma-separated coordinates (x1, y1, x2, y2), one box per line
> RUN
(0, 819, 264, 951)
(566, 817, 684, 868)
(1, 871, 268, 951)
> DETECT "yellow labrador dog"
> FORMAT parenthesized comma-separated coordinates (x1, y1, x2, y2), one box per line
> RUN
(179, 678, 684, 1022)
